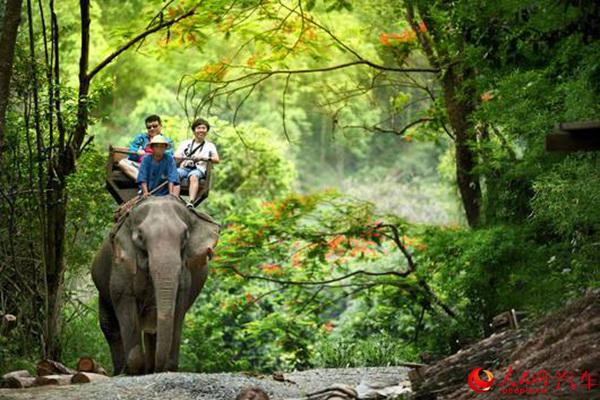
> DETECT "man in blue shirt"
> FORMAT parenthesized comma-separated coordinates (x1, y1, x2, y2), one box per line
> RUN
(137, 135, 180, 197)
(119, 114, 175, 180)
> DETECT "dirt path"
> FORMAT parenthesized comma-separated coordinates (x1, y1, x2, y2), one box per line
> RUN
(0, 366, 410, 400)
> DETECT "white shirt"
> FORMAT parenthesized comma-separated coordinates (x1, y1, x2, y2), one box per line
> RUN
(175, 139, 218, 173)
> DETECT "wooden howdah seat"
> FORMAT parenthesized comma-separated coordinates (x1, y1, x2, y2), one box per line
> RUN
(106, 145, 212, 206)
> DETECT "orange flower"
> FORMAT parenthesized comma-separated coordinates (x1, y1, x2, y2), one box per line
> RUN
(401, 235, 427, 251)
(323, 321, 334, 332)
(328, 235, 345, 251)
(291, 252, 302, 267)
(481, 91, 494, 102)
(418, 21, 428, 32)
(380, 31, 417, 47)
(261, 263, 282, 274)
(379, 32, 391, 46)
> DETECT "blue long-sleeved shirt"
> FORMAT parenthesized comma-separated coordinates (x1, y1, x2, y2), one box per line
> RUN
(127, 133, 175, 161)
(136, 153, 180, 196)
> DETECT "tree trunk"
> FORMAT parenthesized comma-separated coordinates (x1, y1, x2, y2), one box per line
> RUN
(41, 0, 90, 360)
(41, 175, 68, 359)
(441, 67, 481, 227)
(405, 2, 482, 227)
(0, 0, 24, 162)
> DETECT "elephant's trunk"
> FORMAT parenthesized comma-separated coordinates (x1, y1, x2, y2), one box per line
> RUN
(149, 252, 181, 372)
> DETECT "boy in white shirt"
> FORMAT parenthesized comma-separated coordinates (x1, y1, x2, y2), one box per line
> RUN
(175, 118, 220, 207)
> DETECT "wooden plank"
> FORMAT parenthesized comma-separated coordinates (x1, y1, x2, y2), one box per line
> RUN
(558, 120, 600, 132)
(545, 129, 600, 152)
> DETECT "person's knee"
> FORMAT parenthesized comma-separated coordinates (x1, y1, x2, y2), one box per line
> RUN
(190, 172, 202, 182)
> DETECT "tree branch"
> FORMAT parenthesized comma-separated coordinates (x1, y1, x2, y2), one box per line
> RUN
(87, 2, 203, 81)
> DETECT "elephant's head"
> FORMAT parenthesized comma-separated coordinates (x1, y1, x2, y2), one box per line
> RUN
(113, 195, 219, 372)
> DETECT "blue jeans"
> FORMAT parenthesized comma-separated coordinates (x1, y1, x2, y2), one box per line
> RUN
(177, 167, 205, 182)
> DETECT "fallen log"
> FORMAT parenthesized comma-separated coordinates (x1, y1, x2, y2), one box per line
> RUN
(76, 357, 106, 375)
(2, 370, 32, 380)
(34, 374, 73, 386)
(71, 372, 110, 384)
(0, 370, 35, 389)
(1, 376, 36, 389)
(36, 359, 76, 376)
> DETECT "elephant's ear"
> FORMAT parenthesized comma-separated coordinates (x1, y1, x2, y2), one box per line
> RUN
(112, 218, 139, 275)
(185, 214, 220, 261)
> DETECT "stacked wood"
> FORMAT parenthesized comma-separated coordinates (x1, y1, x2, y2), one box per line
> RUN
(71, 372, 109, 384)
(36, 359, 75, 376)
(0, 370, 35, 388)
(33, 374, 73, 386)
(76, 356, 107, 375)
(1, 357, 109, 389)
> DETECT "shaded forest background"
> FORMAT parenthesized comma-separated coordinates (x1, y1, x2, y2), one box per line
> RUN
(0, 0, 599, 374)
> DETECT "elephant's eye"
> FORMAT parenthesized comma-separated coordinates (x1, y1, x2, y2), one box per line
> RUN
(133, 229, 145, 246)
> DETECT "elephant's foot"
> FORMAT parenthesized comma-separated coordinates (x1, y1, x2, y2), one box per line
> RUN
(125, 345, 145, 375)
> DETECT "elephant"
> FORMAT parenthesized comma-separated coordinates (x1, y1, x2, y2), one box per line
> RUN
(91, 195, 219, 375)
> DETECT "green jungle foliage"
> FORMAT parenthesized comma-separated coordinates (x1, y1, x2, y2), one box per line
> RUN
(0, 0, 598, 374)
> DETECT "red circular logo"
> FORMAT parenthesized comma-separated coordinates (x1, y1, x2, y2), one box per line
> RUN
(468, 368, 495, 392)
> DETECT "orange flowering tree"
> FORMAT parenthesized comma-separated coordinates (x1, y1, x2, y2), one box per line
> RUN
(181, 190, 454, 371)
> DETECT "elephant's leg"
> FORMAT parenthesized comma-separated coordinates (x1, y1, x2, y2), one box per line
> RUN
(143, 332, 156, 373)
(99, 297, 125, 375)
(114, 295, 144, 375)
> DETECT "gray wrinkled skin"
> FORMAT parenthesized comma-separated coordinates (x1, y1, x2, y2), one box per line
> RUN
(91, 196, 219, 375)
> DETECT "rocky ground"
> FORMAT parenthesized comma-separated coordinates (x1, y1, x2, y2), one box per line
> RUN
(0, 366, 411, 400)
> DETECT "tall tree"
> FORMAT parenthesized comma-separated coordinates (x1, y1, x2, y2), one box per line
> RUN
(21, 0, 202, 359)
(405, 0, 481, 227)
(0, 0, 23, 163)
